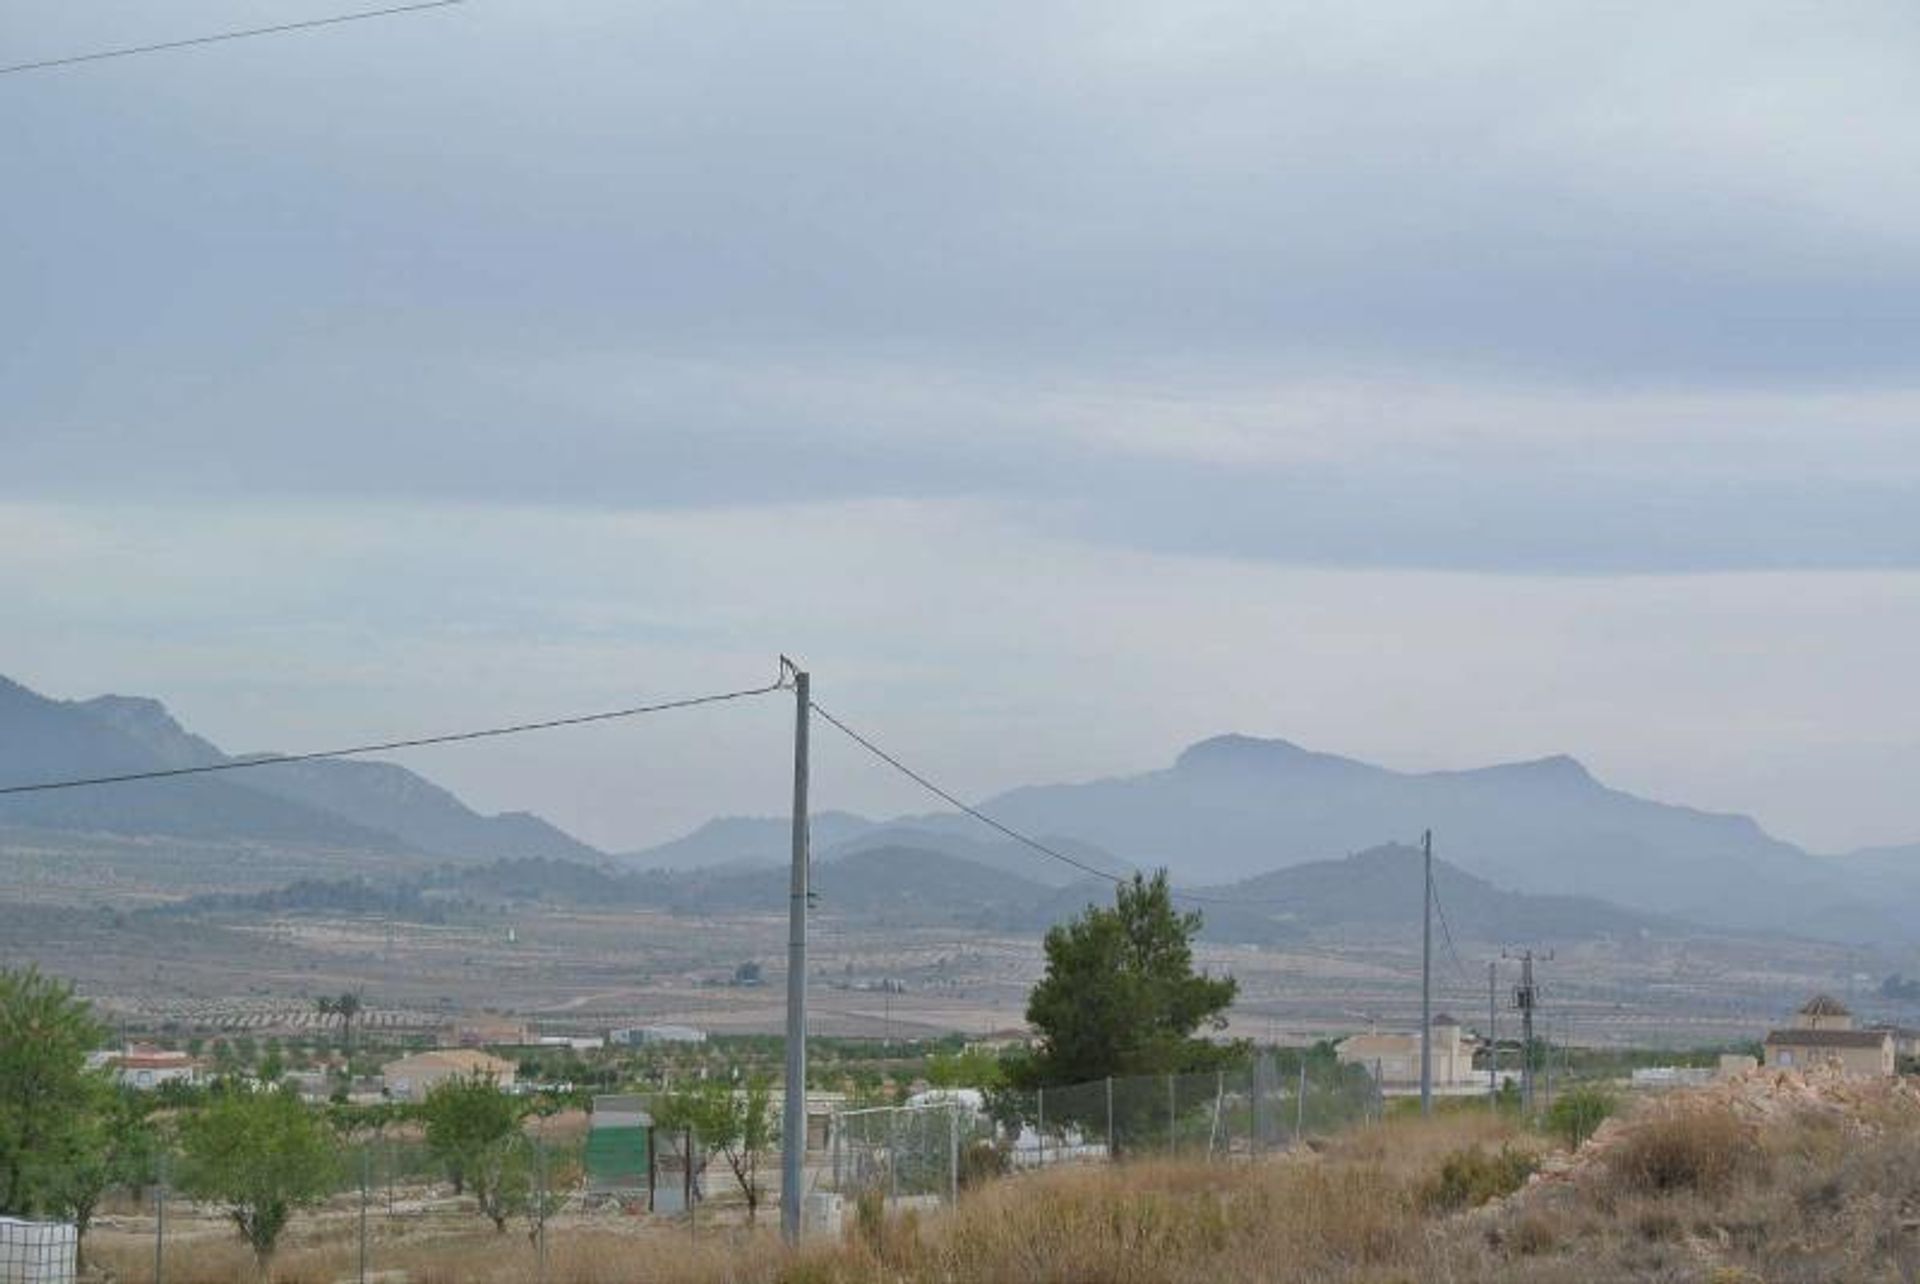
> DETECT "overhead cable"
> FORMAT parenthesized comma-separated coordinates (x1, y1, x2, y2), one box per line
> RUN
(0, 676, 785, 796)
(1429, 871, 1474, 985)
(1, 1, 467, 77)
(809, 700, 1273, 908)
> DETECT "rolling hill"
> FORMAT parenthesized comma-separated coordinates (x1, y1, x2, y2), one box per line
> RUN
(10, 671, 1917, 942)
(0, 675, 604, 863)
(634, 734, 1917, 939)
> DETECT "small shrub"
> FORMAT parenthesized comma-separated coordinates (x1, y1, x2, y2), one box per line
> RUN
(848, 1188, 920, 1267)
(1605, 1106, 1751, 1196)
(958, 1137, 1009, 1190)
(851, 1187, 887, 1253)
(1633, 1206, 1681, 1241)
(1546, 1087, 1615, 1150)
(1419, 1145, 1537, 1212)
(1505, 1211, 1561, 1257)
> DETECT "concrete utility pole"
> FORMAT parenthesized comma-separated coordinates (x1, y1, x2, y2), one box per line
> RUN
(1542, 1012, 1553, 1108)
(1420, 829, 1434, 1117)
(1487, 960, 1499, 1109)
(781, 659, 810, 1245)
(1504, 948, 1549, 1113)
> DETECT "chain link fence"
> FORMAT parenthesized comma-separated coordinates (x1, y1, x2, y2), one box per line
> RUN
(830, 1101, 997, 1208)
(0, 1217, 77, 1284)
(823, 1054, 1382, 1213)
(4, 1132, 589, 1284)
(2, 1059, 1382, 1278)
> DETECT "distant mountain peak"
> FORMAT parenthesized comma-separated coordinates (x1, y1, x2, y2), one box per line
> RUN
(1173, 734, 1364, 774)
(78, 693, 224, 769)
(1464, 753, 1597, 786)
(84, 693, 182, 726)
(0, 672, 605, 862)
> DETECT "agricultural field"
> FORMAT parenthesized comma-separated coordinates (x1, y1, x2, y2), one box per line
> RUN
(0, 824, 1908, 1049)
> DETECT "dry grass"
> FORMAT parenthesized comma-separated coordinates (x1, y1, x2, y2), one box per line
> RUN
(82, 1086, 1920, 1283)
(86, 1118, 1503, 1284)
(1601, 1102, 1754, 1197)
(1322, 1108, 1525, 1174)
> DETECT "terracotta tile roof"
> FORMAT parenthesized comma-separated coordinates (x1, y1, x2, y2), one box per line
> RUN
(1764, 1029, 1889, 1049)
(382, 1049, 515, 1074)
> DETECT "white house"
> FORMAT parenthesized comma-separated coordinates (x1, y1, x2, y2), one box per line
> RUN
(1335, 1014, 1476, 1087)
(109, 1046, 198, 1091)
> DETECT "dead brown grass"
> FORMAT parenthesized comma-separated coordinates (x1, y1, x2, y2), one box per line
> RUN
(1601, 1102, 1754, 1197)
(82, 1086, 1920, 1284)
(85, 1153, 1444, 1284)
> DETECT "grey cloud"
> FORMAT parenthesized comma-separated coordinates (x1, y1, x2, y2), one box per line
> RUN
(5, 1, 1919, 570)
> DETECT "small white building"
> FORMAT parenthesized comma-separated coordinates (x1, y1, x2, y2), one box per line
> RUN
(610, 1025, 708, 1047)
(1335, 1014, 1476, 1087)
(108, 1046, 198, 1091)
(537, 1035, 606, 1052)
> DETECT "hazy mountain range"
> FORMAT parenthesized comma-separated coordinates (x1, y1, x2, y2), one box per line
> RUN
(616, 735, 1920, 939)
(0, 676, 599, 863)
(148, 841, 1684, 950)
(3, 674, 1917, 942)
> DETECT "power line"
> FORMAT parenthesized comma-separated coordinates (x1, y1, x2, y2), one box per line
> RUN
(0, 677, 785, 796)
(0, 1, 467, 77)
(809, 701, 1266, 908)
(1428, 873, 1473, 985)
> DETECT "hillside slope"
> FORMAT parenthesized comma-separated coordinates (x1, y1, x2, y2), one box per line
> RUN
(953, 735, 1851, 931)
(0, 676, 603, 863)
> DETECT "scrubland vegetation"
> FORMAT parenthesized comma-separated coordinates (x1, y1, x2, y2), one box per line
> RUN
(73, 1072, 1920, 1283)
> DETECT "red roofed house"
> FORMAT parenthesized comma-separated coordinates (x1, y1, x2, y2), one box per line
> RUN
(113, 1045, 199, 1090)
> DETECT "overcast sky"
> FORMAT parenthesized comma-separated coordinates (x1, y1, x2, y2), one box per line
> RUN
(4, 1, 1917, 855)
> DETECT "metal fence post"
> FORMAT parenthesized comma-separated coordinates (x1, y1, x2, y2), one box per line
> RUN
(358, 1145, 370, 1284)
(1208, 1070, 1224, 1161)
(154, 1148, 167, 1284)
(948, 1103, 960, 1205)
(1167, 1074, 1176, 1155)
(887, 1110, 898, 1205)
(1251, 1056, 1264, 1157)
(1105, 1076, 1114, 1162)
(535, 1137, 548, 1284)
(1295, 1057, 1307, 1144)
(685, 1128, 695, 1243)
(1037, 1089, 1046, 1170)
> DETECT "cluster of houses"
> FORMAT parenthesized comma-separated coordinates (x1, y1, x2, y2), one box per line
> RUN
(90, 1016, 715, 1101)
(90, 992, 1920, 1112)
(1330, 994, 1918, 1091)
(90, 1043, 520, 1101)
